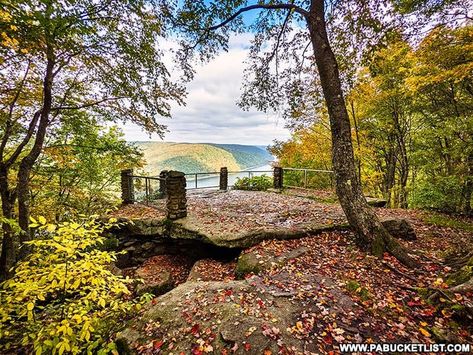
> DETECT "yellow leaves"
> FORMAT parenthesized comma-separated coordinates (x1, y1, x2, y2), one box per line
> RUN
(1, 31, 19, 49)
(419, 327, 431, 337)
(0, 217, 140, 354)
(0, 9, 12, 22)
(46, 224, 57, 232)
(56, 339, 71, 355)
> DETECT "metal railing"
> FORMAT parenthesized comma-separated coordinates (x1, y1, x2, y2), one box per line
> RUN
(131, 175, 165, 204)
(184, 172, 221, 189)
(282, 168, 334, 189)
(185, 169, 273, 189)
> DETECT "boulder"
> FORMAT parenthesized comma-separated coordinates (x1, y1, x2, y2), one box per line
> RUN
(366, 197, 388, 207)
(116, 272, 359, 354)
(235, 246, 308, 279)
(187, 259, 236, 282)
(381, 218, 417, 241)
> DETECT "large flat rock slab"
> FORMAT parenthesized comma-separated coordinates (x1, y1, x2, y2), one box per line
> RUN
(109, 190, 415, 249)
(174, 190, 348, 247)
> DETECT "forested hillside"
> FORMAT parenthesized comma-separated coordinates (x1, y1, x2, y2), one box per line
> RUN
(137, 142, 272, 174)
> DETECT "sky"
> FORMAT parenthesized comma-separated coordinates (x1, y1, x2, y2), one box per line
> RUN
(120, 34, 291, 146)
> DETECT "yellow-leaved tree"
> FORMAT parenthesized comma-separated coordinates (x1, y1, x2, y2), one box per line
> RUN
(0, 217, 149, 354)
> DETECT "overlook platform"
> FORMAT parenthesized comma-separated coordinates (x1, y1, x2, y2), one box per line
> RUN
(109, 189, 410, 250)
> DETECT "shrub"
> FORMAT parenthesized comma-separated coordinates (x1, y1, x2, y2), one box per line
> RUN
(233, 175, 273, 191)
(410, 176, 465, 213)
(0, 216, 148, 355)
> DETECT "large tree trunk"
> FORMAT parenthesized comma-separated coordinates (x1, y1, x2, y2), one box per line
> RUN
(307, 0, 417, 267)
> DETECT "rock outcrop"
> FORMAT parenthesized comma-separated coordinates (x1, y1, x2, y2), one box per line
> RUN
(116, 272, 358, 354)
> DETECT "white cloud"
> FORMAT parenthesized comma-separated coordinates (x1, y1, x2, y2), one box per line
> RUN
(120, 34, 290, 145)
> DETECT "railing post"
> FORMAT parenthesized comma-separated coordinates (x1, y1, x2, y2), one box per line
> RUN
(121, 169, 134, 205)
(159, 170, 168, 196)
(219, 167, 228, 190)
(304, 169, 308, 188)
(165, 171, 187, 220)
(273, 166, 283, 190)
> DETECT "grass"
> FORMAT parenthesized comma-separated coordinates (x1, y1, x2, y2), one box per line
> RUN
(421, 212, 473, 232)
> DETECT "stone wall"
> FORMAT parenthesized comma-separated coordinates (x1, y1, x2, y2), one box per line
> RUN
(273, 166, 283, 189)
(166, 171, 187, 220)
(159, 170, 168, 196)
(121, 169, 134, 204)
(219, 167, 228, 190)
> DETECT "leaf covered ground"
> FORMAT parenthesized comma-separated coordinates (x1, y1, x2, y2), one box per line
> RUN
(118, 205, 473, 354)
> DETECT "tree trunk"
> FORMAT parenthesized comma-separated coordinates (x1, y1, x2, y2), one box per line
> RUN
(307, 0, 416, 267)
(16, 54, 54, 260)
(0, 164, 16, 280)
(349, 100, 362, 180)
(383, 144, 397, 207)
(462, 155, 473, 215)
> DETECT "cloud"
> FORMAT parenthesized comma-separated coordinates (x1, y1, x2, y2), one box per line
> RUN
(120, 34, 290, 145)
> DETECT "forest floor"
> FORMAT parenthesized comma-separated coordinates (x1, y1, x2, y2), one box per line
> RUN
(115, 189, 473, 353)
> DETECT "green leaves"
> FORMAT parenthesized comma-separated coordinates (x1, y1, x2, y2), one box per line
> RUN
(233, 175, 273, 191)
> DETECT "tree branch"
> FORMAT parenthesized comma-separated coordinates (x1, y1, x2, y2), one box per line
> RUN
(183, 2, 308, 58)
(51, 97, 125, 111)
(0, 61, 31, 160)
(267, 7, 293, 66)
(208, 3, 308, 31)
(5, 110, 41, 167)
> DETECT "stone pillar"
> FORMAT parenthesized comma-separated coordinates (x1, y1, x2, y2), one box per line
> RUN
(273, 166, 284, 189)
(121, 169, 134, 204)
(219, 167, 228, 190)
(166, 171, 187, 220)
(159, 170, 168, 196)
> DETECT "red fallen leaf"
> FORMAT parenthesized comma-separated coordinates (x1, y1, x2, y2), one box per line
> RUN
(427, 264, 440, 271)
(257, 299, 266, 308)
(191, 323, 200, 335)
(224, 289, 233, 297)
(407, 300, 422, 307)
(244, 343, 252, 351)
(323, 334, 333, 344)
(153, 340, 164, 349)
(421, 307, 436, 317)
(192, 348, 203, 355)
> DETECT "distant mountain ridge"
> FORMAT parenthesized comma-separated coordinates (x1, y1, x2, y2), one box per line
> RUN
(134, 142, 272, 174)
